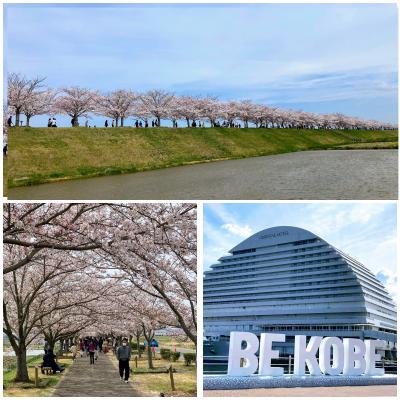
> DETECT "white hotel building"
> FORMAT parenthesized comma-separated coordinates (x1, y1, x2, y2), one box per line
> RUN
(204, 226, 397, 359)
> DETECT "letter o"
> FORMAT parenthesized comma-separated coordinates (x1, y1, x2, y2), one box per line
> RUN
(319, 337, 344, 375)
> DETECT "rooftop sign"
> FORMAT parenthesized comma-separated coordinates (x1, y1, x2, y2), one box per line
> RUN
(259, 231, 289, 240)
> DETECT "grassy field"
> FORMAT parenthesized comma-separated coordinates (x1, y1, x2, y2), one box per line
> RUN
(154, 335, 196, 350)
(7, 127, 398, 187)
(109, 352, 196, 396)
(3, 355, 73, 397)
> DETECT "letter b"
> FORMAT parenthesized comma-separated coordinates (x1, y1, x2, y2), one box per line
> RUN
(227, 332, 259, 376)
(343, 338, 366, 375)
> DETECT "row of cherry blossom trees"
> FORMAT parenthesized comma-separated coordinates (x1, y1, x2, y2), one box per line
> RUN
(3, 203, 197, 382)
(7, 73, 395, 130)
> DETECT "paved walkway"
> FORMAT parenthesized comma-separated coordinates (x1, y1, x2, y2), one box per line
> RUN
(204, 385, 397, 397)
(52, 353, 142, 397)
(8, 150, 398, 200)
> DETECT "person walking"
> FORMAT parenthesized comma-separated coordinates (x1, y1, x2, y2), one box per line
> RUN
(116, 338, 131, 383)
(88, 340, 96, 365)
(7, 116, 13, 127)
(79, 339, 84, 357)
(70, 343, 78, 361)
(103, 338, 109, 354)
(99, 337, 104, 353)
(105, 120, 108, 128)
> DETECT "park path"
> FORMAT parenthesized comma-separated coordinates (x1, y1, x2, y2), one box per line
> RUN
(8, 150, 398, 200)
(52, 352, 142, 397)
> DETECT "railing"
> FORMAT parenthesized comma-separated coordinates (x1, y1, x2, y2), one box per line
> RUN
(204, 356, 397, 375)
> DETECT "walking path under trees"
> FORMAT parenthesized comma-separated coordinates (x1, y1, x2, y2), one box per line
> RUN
(53, 353, 142, 397)
(3, 204, 197, 396)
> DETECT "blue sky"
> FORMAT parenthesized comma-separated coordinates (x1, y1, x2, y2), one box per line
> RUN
(204, 203, 397, 303)
(4, 3, 398, 126)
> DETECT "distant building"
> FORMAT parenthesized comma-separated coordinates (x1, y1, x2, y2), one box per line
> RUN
(204, 226, 397, 360)
(155, 327, 185, 336)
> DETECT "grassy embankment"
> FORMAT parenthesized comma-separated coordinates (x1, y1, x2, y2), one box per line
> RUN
(3, 355, 73, 397)
(7, 127, 398, 187)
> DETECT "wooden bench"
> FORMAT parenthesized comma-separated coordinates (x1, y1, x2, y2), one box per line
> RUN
(42, 366, 53, 375)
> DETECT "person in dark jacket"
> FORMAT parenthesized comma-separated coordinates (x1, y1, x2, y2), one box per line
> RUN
(41, 349, 64, 374)
(116, 338, 131, 383)
(88, 340, 96, 364)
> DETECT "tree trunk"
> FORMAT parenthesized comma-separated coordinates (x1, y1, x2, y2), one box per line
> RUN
(73, 116, 79, 127)
(147, 342, 154, 369)
(157, 116, 161, 127)
(15, 108, 21, 127)
(26, 116, 31, 127)
(15, 345, 30, 382)
(136, 334, 141, 358)
(121, 117, 124, 127)
(186, 118, 190, 128)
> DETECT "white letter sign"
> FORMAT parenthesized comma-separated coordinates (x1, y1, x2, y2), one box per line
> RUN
(258, 333, 285, 376)
(227, 332, 259, 376)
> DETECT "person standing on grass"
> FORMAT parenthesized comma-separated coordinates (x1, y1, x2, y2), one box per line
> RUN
(88, 340, 96, 365)
(117, 338, 131, 383)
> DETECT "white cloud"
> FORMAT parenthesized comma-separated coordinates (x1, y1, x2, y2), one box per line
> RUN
(221, 223, 253, 238)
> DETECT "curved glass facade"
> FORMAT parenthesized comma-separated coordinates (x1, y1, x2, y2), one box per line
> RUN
(204, 226, 397, 357)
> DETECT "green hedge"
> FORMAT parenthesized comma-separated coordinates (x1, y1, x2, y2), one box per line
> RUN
(170, 351, 180, 362)
(130, 343, 145, 352)
(183, 353, 196, 366)
(160, 348, 171, 360)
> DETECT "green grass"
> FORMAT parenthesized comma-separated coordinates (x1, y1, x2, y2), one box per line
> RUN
(110, 352, 196, 396)
(7, 127, 398, 188)
(3, 354, 73, 397)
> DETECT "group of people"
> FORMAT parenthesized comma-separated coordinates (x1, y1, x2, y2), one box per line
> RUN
(215, 121, 242, 128)
(78, 336, 105, 364)
(47, 117, 57, 127)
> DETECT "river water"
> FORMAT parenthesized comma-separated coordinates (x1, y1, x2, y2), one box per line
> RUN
(8, 150, 398, 200)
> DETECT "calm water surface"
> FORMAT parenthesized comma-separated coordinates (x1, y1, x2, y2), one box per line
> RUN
(8, 150, 398, 200)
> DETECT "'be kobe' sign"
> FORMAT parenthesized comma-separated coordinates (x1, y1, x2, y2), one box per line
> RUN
(227, 332, 385, 377)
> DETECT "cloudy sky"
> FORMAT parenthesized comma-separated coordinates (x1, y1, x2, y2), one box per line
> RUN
(4, 3, 398, 126)
(203, 202, 397, 303)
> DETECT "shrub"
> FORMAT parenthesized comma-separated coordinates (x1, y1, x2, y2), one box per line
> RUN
(160, 348, 172, 360)
(183, 353, 196, 366)
(170, 351, 180, 362)
(130, 343, 145, 352)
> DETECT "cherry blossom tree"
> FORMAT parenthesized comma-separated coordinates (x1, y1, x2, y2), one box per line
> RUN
(102, 204, 198, 346)
(3, 203, 198, 382)
(7, 73, 46, 126)
(53, 87, 98, 126)
(139, 90, 174, 126)
(21, 89, 57, 127)
(198, 97, 221, 127)
(3, 203, 105, 275)
(96, 90, 137, 127)
(3, 251, 103, 381)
